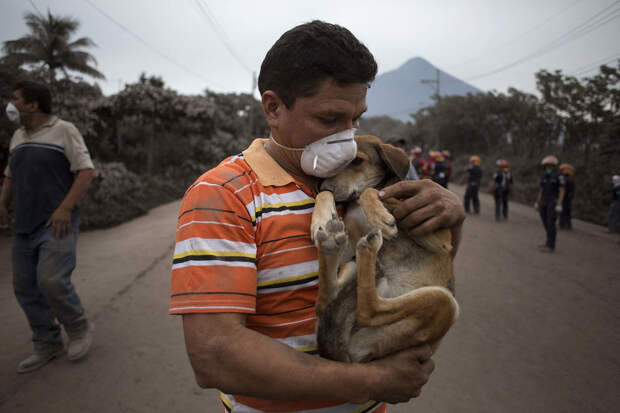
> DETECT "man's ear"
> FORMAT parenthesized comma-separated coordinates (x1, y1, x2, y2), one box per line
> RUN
(376, 142, 410, 180)
(261, 90, 284, 130)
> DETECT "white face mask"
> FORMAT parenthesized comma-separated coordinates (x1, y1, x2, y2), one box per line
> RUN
(270, 128, 358, 178)
(6, 102, 20, 123)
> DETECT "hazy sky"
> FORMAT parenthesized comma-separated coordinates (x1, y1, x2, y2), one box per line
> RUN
(2, 0, 619, 98)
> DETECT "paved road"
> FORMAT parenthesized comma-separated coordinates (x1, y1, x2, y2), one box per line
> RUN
(0, 185, 618, 413)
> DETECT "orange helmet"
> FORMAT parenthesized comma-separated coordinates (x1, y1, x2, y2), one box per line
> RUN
(469, 155, 481, 165)
(559, 163, 575, 175)
(441, 150, 451, 159)
(429, 150, 443, 161)
(541, 155, 559, 166)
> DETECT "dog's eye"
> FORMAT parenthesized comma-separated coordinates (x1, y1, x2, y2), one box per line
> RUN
(350, 157, 364, 166)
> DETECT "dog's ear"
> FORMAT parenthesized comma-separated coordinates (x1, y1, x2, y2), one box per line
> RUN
(375, 142, 410, 180)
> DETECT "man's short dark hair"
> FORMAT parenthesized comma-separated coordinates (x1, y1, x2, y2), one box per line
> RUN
(258, 20, 378, 108)
(13, 80, 52, 114)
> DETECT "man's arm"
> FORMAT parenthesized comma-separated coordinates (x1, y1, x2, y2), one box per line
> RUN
(0, 177, 12, 229)
(378, 179, 465, 257)
(183, 313, 435, 404)
(47, 168, 95, 238)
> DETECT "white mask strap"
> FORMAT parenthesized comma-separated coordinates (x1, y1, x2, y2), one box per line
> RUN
(269, 135, 305, 151)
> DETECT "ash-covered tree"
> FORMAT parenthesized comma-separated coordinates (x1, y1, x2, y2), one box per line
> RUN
(2, 9, 104, 84)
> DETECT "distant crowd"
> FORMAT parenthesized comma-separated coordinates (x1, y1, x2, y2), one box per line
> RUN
(386, 137, 620, 249)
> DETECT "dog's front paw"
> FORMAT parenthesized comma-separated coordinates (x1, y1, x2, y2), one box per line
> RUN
(316, 217, 347, 253)
(359, 189, 398, 240)
(356, 228, 383, 254)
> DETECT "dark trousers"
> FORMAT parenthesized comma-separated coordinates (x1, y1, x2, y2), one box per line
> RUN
(539, 202, 557, 250)
(559, 198, 572, 229)
(464, 185, 480, 214)
(494, 190, 509, 220)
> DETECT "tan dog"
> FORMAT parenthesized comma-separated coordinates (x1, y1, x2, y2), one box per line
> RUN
(311, 135, 459, 363)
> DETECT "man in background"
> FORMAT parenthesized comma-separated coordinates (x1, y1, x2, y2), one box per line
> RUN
(491, 159, 513, 221)
(1, 81, 95, 373)
(464, 155, 482, 214)
(534, 155, 564, 253)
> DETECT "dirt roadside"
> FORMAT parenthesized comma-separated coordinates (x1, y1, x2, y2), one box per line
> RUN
(0, 185, 618, 413)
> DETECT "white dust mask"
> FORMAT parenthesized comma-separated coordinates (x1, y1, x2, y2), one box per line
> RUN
(270, 129, 358, 178)
(6, 102, 20, 123)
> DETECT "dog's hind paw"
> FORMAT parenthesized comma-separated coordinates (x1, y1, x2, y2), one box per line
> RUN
(316, 217, 347, 253)
(357, 228, 383, 253)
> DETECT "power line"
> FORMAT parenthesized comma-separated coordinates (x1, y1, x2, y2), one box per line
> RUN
(192, 0, 253, 75)
(81, 0, 226, 90)
(462, 0, 584, 66)
(464, 0, 620, 82)
(569, 53, 620, 76)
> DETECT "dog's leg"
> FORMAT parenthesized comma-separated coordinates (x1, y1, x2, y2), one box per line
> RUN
(311, 191, 337, 243)
(312, 191, 347, 317)
(358, 188, 398, 239)
(354, 230, 458, 349)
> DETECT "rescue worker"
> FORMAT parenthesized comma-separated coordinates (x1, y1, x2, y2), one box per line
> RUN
(410, 146, 424, 176)
(534, 155, 565, 253)
(491, 159, 513, 221)
(429, 150, 448, 188)
(464, 155, 482, 214)
(442, 150, 453, 188)
(558, 163, 575, 230)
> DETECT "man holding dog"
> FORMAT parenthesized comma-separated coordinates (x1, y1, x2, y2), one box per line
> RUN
(170, 21, 465, 413)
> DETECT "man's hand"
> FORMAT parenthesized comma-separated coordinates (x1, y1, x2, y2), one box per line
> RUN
(379, 180, 465, 238)
(366, 345, 435, 404)
(555, 204, 562, 213)
(46, 205, 72, 239)
(0, 205, 9, 229)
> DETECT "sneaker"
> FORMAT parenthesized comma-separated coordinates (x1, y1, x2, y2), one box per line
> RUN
(539, 246, 554, 253)
(17, 345, 65, 374)
(68, 322, 94, 361)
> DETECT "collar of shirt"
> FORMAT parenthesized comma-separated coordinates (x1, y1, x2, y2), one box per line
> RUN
(20, 115, 59, 138)
(242, 138, 296, 187)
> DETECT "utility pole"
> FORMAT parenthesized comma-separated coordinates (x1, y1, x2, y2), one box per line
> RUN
(421, 69, 441, 149)
(421, 68, 440, 101)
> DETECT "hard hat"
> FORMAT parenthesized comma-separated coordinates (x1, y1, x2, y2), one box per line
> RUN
(500, 159, 509, 168)
(559, 163, 575, 175)
(469, 155, 481, 165)
(411, 146, 422, 155)
(541, 155, 559, 166)
(429, 150, 440, 160)
(429, 151, 444, 162)
(441, 150, 451, 158)
(614, 175, 620, 186)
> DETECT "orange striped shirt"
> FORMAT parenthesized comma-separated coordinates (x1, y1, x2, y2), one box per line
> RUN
(170, 138, 385, 413)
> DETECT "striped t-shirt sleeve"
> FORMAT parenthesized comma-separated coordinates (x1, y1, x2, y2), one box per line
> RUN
(170, 173, 257, 315)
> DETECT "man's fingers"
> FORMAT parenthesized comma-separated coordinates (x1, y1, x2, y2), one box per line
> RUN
(398, 204, 439, 232)
(379, 180, 422, 200)
(412, 344, 433, 362)
(407, 217, 444, 238)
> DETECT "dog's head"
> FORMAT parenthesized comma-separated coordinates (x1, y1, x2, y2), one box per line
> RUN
(320, 135, 410, 201)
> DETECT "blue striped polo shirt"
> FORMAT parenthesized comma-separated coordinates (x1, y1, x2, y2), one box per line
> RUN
(4, 116, 94, 234)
